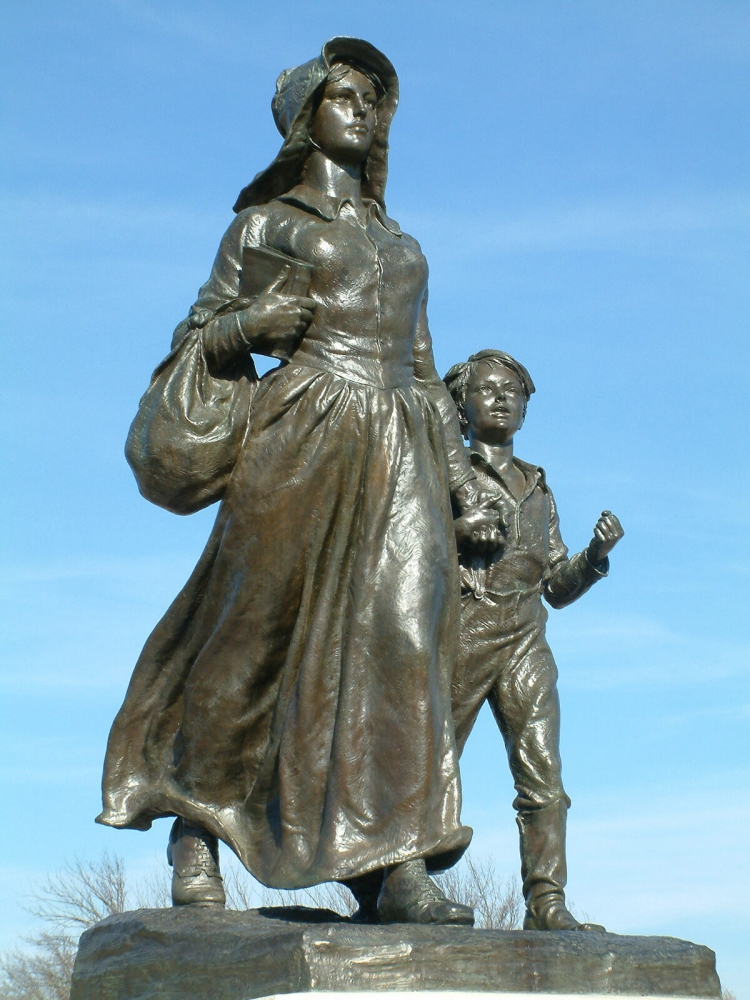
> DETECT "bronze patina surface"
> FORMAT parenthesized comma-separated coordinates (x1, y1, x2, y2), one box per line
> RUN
(70, 907, 721, 1000)
(445, 351, 624, 932)
(97, 38, 498, 922)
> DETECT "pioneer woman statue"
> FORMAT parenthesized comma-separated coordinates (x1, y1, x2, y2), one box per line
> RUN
(97, 37, 499, 925)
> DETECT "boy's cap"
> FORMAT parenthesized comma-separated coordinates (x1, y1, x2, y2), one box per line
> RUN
(444, 350, 536, 400)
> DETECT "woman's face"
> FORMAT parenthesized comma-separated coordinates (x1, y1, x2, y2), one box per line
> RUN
(310, 67, 378, 166)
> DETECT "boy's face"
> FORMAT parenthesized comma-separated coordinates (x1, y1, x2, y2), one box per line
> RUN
(464, 362, 525, 444)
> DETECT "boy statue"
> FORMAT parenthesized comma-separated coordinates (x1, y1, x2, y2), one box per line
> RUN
(444, 349, 624, 932)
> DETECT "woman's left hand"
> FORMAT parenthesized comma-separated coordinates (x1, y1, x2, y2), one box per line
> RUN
(454, 507, 504, 553)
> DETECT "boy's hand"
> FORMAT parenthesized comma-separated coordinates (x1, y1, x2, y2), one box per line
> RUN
(587, 511, 624, 565)
(454, 507, 504, 553)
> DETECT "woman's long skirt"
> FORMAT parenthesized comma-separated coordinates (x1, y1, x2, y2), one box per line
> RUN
(98, 364, 471, 888)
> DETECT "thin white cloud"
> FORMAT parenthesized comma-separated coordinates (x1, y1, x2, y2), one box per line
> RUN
(5, 189, 749, 260)
(0, 553, 203, 693)
(659, 703, 750, 727)
(471, 780, 750, 928)
(0, 553, 196, 585)
(0, 765, 101, 785)
(548, 610, 750, 689)
(108, 0, 243, 52)
(0, 194, 221, 248)
(402, 190, 750, 256)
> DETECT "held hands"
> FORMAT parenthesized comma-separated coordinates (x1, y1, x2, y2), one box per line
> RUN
(586, 510, 624, 566)
(235, 268, 316, 358)
(454, 506, 504, 554)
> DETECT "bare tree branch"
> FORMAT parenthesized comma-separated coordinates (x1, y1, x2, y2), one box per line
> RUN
(1, 852, 165, 1000)
(23, 854, 128, 931)
(434, 855, 523, 929)
(1, 849, 521, 999)
(223, 866, 355, 915)
(223, 867, 258, 911)
(132, 866, 171, 911)
(1, 932, 77, 1000)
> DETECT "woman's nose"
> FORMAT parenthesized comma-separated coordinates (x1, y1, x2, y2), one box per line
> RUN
(352, 98, 367, 118)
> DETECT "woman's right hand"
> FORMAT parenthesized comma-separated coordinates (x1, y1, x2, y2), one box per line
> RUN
(236, 270, 316, 358)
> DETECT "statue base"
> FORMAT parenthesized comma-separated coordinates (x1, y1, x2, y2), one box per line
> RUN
(69, 906, 721, 1000)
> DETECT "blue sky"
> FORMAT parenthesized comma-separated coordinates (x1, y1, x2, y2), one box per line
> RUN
(2, 0, 749, 992)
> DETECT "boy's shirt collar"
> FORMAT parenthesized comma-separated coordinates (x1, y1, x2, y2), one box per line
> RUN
(467, 448, 549, 502)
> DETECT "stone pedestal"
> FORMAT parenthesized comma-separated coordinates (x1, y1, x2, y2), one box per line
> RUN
(69, 906, 721, 1000)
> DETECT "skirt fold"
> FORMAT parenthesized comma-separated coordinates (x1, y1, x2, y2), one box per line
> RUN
(98, 365, 471, 887)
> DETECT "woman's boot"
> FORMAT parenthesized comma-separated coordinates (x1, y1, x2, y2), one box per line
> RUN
(341, 869, 384, 923)
(377, 858, 474, 925)
(518, 800, 604, 931)
(167, 817, 226, 907)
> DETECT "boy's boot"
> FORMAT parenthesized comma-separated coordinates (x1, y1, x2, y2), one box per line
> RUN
(341, 869, 384, 923)
(168, 817, 226, 907)
(378, 857, 474, 925)
(518, 799, 605, 931)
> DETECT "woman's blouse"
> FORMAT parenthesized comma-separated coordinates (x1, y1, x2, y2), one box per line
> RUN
(181, 183, 475, 493)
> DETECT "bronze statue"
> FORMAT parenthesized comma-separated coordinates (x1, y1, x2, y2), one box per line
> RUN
(444, 350, 624, 931)
(97, 38, 499, 925)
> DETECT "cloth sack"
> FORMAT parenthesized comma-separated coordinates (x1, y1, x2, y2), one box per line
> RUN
(125, 327, 257, 515)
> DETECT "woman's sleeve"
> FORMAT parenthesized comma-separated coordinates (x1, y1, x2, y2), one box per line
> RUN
(126, 211, 264, 515)
(172, 210, 264, 373)
(413, 292, 478, 496)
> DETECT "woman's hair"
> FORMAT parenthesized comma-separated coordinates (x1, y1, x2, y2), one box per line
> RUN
(444, 350, 535, 437)
(234, 40, 397, 214)
(326, 60, 387, 101)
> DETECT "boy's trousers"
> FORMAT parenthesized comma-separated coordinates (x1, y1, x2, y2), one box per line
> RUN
(452, 589, 573, 917)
